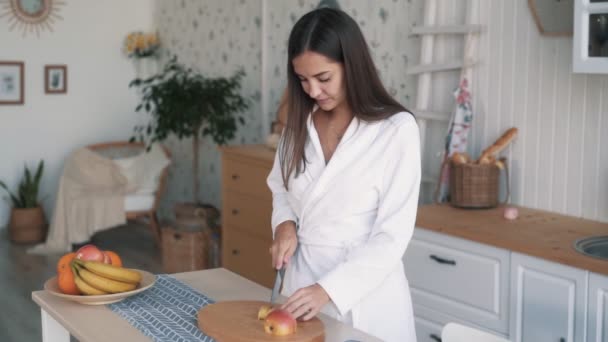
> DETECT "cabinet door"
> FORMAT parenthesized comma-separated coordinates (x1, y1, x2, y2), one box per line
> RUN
(510, 253, 587, 342)
(588, 273, 608, 342)
(414, 316, 444, 342)
(404, 228, 510, 334)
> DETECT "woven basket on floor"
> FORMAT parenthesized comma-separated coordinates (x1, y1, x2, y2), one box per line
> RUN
(161, 218, 211, 273)
(449, 160, 509, 209)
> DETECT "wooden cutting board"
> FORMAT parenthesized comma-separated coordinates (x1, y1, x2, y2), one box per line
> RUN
(197, 300, 325, 342)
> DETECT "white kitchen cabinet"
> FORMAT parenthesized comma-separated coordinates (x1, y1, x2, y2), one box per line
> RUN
(573, 0, 608, 73)
(404, 228, 510, 335)
(509, 252, 588, 342)
(588, 272, 608, 342)
(414, 316, 444, 342)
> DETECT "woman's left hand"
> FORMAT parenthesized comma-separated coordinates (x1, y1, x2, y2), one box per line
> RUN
(280, 283, 330, 321)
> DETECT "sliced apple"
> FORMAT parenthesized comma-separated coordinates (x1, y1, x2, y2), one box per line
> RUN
(257, 305, 274, 320)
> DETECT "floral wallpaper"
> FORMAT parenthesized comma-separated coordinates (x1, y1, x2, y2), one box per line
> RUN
(154, 0, 421, 219)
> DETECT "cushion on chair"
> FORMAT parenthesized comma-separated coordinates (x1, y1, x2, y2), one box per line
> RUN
(110, 143, 170, 212)
(112, 143, 170, 196)
(134, 144, 170, 193)
(124, 193, 156, 212)
(113, 156, 139, 193)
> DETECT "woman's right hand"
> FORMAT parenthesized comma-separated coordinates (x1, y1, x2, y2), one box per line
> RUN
(270, 220, 298, 270)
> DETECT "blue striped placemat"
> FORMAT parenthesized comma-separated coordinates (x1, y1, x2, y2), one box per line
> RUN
(108, 274, 215, 342)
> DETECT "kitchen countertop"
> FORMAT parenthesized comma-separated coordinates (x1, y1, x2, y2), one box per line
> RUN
(416, 204, 608, 275)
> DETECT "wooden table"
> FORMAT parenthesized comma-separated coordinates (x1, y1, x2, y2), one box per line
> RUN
(32, 268, 380, 342)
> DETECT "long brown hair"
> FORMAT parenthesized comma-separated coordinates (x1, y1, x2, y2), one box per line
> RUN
(280, 8, 410, 188)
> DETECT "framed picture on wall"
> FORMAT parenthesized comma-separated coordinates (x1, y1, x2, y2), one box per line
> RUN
(0, 61, 24, 105)
(45, 65, 67, 94)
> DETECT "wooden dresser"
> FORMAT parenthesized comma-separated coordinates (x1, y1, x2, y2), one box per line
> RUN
(220, 145, 276, 288)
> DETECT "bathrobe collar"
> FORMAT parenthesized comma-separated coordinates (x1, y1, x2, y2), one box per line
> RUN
(301, 111, 382, 221)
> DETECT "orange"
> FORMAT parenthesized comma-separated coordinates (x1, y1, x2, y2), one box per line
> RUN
(57, 268, 80, 295)
(57, 252, 76, 274)
(104, 250, 123, 267)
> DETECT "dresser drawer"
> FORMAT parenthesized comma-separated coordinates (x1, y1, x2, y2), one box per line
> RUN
(222, 157, 272, 200)
(404, 228, 510, 334)
(222, 229, 275, 288)
(415, 316, 444, 342)
(223, 191, 272, 241)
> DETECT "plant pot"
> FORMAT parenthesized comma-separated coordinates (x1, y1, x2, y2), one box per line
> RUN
(9, 206, 47, 244)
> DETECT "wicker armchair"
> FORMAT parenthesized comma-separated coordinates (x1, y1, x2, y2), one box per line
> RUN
(86, 141, 171, 246)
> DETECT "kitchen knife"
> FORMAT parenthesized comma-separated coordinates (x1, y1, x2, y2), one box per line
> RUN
(269, 267, 286, 305)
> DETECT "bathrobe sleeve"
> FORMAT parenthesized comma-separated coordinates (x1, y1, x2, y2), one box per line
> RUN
(267, 144, 298, 238)
(317, 116, 421, 315)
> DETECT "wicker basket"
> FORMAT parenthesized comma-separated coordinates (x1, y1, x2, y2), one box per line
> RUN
(161, 218, 211, 273)
(449, 160, 509, 209)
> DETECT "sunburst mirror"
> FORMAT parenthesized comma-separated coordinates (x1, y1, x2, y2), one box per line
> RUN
(0, 0, 65, 37)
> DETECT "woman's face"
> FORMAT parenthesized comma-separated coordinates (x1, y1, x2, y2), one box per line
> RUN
(292, 51, 346, 112)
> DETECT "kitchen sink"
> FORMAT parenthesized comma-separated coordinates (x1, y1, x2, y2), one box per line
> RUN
(573, 236, 608, 260)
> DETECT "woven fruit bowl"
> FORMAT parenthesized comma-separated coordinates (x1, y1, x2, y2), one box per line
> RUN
(44, 270, 156, 305)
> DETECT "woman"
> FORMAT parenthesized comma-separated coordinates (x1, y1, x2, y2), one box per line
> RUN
(267, 8, 420, 342)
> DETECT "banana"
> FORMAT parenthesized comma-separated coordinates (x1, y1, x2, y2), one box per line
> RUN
(71, 265, 108, 295)
(75, 263, 137, 293)
(74, 259, 142, 285)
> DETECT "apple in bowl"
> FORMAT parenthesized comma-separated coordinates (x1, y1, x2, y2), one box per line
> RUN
(75, 244, 111, 264)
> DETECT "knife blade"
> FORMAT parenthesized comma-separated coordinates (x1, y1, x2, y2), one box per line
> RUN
(269, 267, 286, 305)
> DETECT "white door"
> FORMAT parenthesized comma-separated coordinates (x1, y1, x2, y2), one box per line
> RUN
(509, 253, 587, 342)
(588, 272, 608, 342)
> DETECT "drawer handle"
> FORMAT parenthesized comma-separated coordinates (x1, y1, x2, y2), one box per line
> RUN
(232, 249, 240, 255)
(232, 209, 239, 215)
(231, 174, 240, 180)
(430, 334, 442, 342)
(429, 254, 456, 265)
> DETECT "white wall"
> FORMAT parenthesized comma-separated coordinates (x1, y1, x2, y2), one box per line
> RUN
(473, 0, 608, 222)
(415, 0, 607, 223)
(0, 0, 155, 227)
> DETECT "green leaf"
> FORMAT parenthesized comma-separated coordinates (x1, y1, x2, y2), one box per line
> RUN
(129, 55, 249, 191)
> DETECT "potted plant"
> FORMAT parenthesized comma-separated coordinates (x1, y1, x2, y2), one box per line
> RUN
(129, 56, 248, 222)
(0, 160, 47, 243)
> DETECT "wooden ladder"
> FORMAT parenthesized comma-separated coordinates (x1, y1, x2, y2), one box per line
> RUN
(408, 0, 483, 203)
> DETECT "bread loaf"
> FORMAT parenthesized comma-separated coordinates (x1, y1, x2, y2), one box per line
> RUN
(451, 152, 471, 164)
(476, 127, 518, 164)
(478, 154, 496, 165)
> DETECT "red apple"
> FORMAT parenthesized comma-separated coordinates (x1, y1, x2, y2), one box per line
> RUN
(263, 309, 297, 336)
(75, 244, 106, 263)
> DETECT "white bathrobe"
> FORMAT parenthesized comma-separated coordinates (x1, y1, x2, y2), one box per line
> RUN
(267, 111, 421, 342)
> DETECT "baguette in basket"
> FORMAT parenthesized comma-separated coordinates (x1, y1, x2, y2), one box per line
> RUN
(475, 127, 518, 164)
